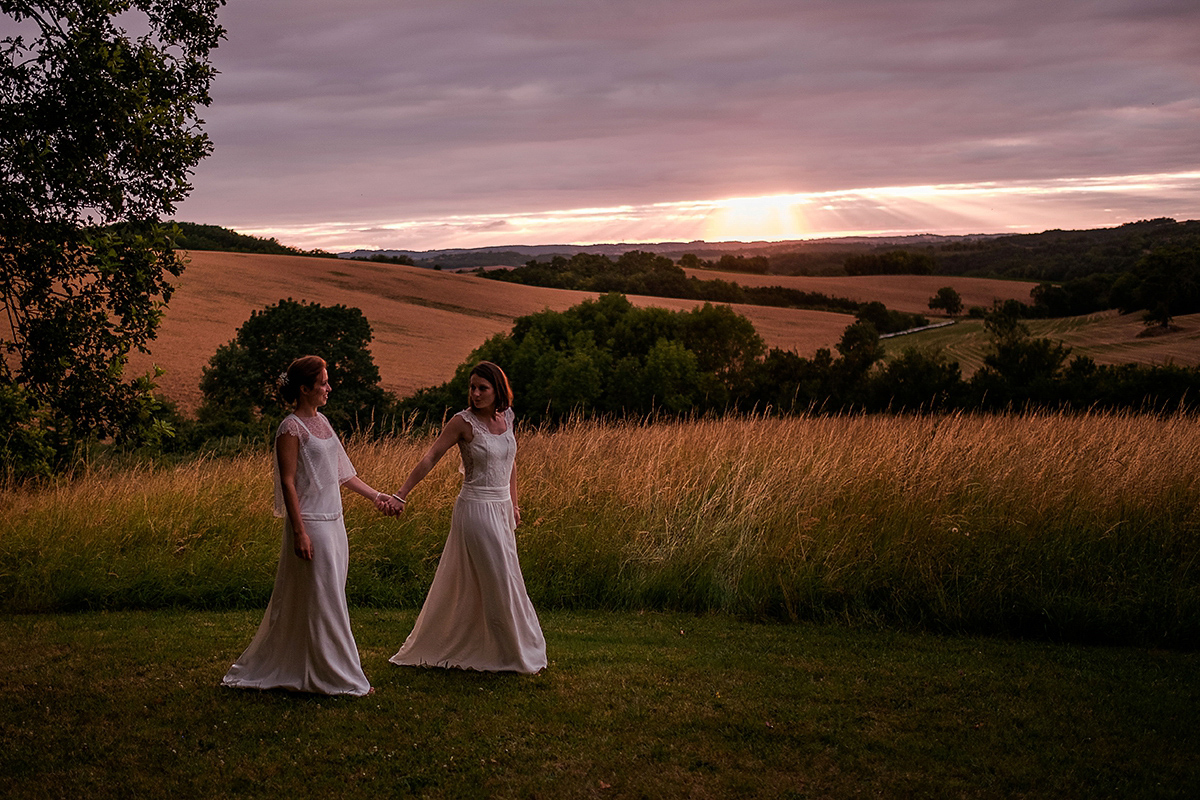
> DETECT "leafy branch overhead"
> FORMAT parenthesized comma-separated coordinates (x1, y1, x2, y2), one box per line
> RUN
(1, 0, 225, 474)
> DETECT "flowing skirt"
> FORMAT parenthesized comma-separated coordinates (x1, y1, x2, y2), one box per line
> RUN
(390, 488, 546, 673)
(223, 514, 371, 696)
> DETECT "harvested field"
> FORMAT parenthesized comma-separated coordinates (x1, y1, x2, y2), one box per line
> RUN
(682, 268, 1038, 314)
(886, 310, 1200, 374)
(128, 252, 854, 412)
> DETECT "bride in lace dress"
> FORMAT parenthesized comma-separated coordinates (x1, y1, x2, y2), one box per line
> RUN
(222, 356, 396, 696)
(389, 361, 546, 674)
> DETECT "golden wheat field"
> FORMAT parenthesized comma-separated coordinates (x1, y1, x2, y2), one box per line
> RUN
(682, 267, 1038, 313)
(121, 251, 1200, 414)
(126, 251, 856, 412)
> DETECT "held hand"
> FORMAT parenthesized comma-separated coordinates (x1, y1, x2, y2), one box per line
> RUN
(293, 530, 314, 561)
(373, 493, 394, 516)
(387, 495, 406, 515)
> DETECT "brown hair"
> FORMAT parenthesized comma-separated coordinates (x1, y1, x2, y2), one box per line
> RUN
(468, 361, 513, 412)
(278, 355, 327, 405)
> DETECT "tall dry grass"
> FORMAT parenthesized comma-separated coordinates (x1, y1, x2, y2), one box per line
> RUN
(2, 412, 1198, 645)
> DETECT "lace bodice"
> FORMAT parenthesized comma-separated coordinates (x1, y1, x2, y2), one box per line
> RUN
(272, 412, 357, 518)
(456, 408, 516, 492)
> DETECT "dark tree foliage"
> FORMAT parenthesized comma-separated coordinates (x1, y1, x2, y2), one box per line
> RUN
(844, 250, 935, 276)
(197, 299, 394, 436)
(932, 218, 1200, 282)
(928, 286, 963, 316)
(396, 291, 1200, 428)
(1, 0, 225, 469)
(731, 323, 891, 414)
(1118, 246, 1200, 317)
(170, 221, 335, 257)
(483, 250, 863, 314)
(714, 253, 769, 274)
(970, 326, 1072, 408)
(358, 252, 416, 266)
(854, 301, 928, 334)
(399, 293, 765, 425)
(767, 250, 855, 276)
(734, 347, 838, 413)
(867, 347, 963, 411)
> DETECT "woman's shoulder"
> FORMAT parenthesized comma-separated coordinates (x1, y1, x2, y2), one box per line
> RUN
(276, 413, 305, 438)
(452, 408, 479, 433)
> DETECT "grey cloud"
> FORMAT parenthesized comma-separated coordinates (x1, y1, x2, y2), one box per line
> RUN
(177, 0, 1200, 243)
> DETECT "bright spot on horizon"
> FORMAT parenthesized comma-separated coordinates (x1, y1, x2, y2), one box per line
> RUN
(704, 194, 813, 242)
(236, 170, 1200, 253)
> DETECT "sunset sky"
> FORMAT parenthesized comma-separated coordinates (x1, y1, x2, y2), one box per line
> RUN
(169, 0, 1200, 253)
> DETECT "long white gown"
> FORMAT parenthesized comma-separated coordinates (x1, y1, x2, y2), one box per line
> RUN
(390, 407, 547, 674)
(222, 413, 371, 696)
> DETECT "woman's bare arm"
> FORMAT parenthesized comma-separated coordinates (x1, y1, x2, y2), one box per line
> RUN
(276, 433, 312, 560)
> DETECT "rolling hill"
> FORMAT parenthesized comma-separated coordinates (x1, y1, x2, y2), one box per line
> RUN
(125, 250, 1196, 415)
(127, 251, 859, 412)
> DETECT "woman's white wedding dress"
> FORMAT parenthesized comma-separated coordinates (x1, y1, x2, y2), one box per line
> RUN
(222, 412, 371, 696)
(390, 407, 547, 673)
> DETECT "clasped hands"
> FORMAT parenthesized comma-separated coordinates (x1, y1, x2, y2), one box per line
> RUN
(374, 492, 406, 517)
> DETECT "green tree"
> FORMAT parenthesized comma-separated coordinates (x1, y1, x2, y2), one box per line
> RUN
(198, 299, 394, 434)
(1, 0, 225, 459)
(928, 286, 964, 316)
(870, 347, 963, 411)
(834, 321, 885, 397)
(1142, 302, 1173, 330)
(971, 306, 1070, 407)
(399, 293, 763, 425)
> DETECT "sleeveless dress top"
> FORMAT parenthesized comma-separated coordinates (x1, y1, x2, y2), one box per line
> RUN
(390, 407, 547, 673)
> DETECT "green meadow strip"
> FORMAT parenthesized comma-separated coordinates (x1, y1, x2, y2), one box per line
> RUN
(2, 412, 1198, 647)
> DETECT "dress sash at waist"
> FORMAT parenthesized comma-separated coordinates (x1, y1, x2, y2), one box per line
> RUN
(458, 485, 511, 503)
(299, 511, 343, 521)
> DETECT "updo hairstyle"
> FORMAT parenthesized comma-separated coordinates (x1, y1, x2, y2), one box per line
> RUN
(468, 361, 513, 411)
(278, 355, 327, 405)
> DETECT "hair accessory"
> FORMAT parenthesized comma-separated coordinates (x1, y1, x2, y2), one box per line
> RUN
(277, 371, 290, 387)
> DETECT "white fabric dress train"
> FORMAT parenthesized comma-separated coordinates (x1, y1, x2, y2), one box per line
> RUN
(222, 413, 371, 696)
(390, 407, 547, 674)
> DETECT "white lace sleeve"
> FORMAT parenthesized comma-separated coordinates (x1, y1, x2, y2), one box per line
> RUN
(456, 408, 479, 435)
(505, 407, 515, 428)
(276, 415, 309, 444)
(334, 432, 357, 485)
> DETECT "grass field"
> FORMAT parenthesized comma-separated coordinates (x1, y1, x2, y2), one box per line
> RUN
(2, 609, 1197, 798)
(3, 408, 1199, 796)
(883, 311, 1200, 375)
(3, 412, 1197, 647)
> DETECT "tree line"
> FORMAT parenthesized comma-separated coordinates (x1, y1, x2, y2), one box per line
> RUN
(398, 294, 1200, 427)
(480, 250, 928, 332)
(169, 222, 337, 259)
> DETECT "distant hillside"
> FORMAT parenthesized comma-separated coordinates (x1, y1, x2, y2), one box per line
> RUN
(169, 221, 338, 258)
(926, 218, 1200, 281)
(338, 218, 1200, 280)
(338, 233, 998, 270)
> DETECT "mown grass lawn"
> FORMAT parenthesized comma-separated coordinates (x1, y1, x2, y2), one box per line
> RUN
(2, 609, 1197, 799)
